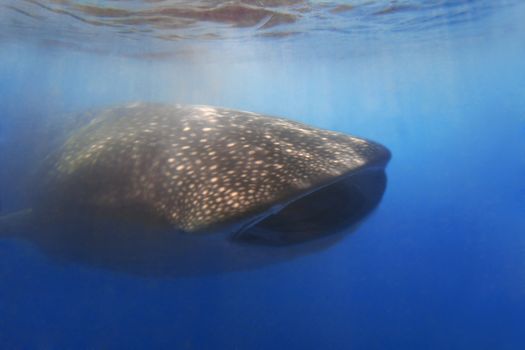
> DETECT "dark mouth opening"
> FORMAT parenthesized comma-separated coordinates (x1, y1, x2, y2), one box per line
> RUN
(234, 169, 387, 246)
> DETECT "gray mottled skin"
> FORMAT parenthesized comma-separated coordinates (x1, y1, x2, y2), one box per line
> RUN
(33, 102, 389, 233)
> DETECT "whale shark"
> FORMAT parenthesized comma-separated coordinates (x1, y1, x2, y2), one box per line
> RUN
(0, 103, 390, 276)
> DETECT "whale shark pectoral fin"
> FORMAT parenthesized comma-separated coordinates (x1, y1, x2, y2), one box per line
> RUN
(0, 209, 35, 237)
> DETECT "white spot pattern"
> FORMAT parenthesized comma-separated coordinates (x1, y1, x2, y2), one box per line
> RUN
(43, 103, 389, 232)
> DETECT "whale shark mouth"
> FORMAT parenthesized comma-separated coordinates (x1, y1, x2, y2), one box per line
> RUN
(232, 168, 388, 246)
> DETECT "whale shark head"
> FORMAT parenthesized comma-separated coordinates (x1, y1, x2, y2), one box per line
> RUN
(1, 103, 390, 275)
(36, 103, 390, 242)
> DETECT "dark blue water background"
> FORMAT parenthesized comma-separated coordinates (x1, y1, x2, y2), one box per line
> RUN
(1, 1, 524, 349)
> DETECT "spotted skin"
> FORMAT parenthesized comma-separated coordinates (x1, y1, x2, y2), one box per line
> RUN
(39, 102, 389, 233)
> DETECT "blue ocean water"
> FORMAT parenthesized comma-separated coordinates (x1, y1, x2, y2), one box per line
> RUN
(1, 1, 525, 349)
